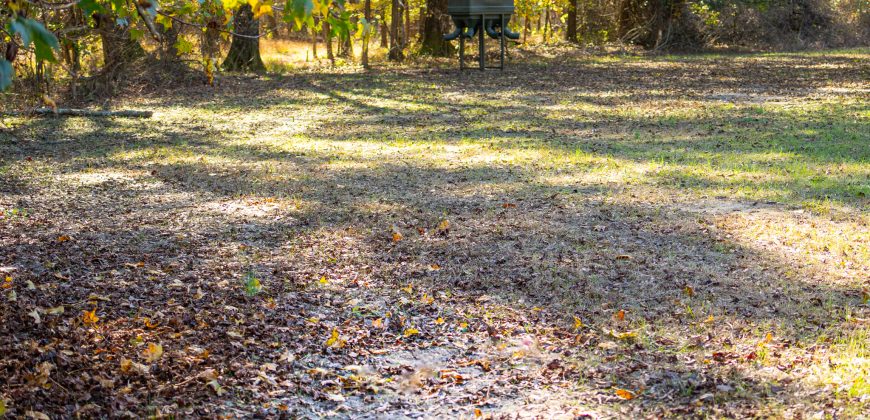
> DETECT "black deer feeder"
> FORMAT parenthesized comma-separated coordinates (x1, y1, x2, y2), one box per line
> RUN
(443, 0, 520, 70)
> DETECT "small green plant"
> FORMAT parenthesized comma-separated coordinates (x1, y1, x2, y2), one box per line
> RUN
(2, 207, 29, 220)
(243, 271, 262, 297)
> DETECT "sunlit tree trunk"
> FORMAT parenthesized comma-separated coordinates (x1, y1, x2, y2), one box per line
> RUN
(362, 0, 372, 67)
(381, 9, 389, 47)
(222, 4, 265, 72)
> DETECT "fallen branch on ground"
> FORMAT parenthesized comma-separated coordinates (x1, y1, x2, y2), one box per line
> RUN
(7, 108, 153, 118)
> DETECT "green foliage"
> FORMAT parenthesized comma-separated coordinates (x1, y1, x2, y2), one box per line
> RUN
(243, 271, 262, 296)
(8, 17, 59, 62)
(0, 59, 12, 91)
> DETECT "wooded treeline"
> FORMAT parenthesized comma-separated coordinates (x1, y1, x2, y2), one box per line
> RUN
(1, 0, 866, 102)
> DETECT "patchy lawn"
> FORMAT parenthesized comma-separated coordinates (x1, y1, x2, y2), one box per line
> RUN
(1, 48, 868, 418)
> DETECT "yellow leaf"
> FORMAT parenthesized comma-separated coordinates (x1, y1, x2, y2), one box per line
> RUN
(761, 332, 773, 345)
(372, 318, 384, 328)
(420, 294, 434, 305)
(2, 276, 12, 289)
(428, 263, 441, 271)
(307, 317, 319, 324)
(403, 328, 419, 337)
(435, 317, 444, 325)
(81, 308, 99, 325)
(474, 408, 482, 417)
(615, 388, 635, 400)
(573, 316, 583, 330)
(459, 322, 468, 330)
(401, 284, 413, 294)
(120, 358, 132, 373)
(325, 328, 341, 347)
(143, 343, 163, 362)
(684, 285, 695, 297)
(0, 398, 5, 416)
(610, 329, 637, 340)
(142, 317, 158, 329)
(319, 275, 328, 285)
(437, 219, 450, 231)
(392, 231, 403, 242)
(253, 4, 272, 19)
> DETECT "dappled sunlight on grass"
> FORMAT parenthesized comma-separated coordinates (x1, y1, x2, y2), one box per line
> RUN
(2, 49, 867, 416)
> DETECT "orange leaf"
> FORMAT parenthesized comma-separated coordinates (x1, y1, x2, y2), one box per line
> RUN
(615, 388, 635, 400)
(81, 308, 99, 325)
(615, 310, 625, 321)
(57, 235, 70, 243)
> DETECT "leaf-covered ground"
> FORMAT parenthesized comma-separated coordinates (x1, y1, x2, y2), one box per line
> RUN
(1, 48, 868, 418)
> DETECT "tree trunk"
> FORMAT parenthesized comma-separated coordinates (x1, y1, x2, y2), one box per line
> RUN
(324, 20, 335, 64)
(94, 13, 144, 71)
(388, 0, 403, 60)
(380, 10, 389, 47)
(222, 4, 266, 72)
(566, 0, 578, 43)
(362, 0, 372, 67)
(544, 7, 550, 44)
(310, 20, 318, 59)
(419, 0, 451, 56)
(339, 17, 354, 60)
(404, 1, 411, 48)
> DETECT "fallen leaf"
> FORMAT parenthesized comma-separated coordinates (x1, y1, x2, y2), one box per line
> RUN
(26, 410, 50, 420)
(372, 318, 384, 328)
(615, 254, 631, 260)
(436, 219, 450, 232)
(143, 343, 164, 362)
(573, 316, 583, 330)
(435, 317, 445, 325)
(207, 379, 225, 395)
(684, 285, 695, 297)
(57, 235, 70, 243)
(403, 328, 420, 337)
(615, 388, 636, 400)
(28, 309, 41, 324)
(81, 308, 99, 326)
(325, 328, 345, 348)
(420, 294, 434, 305)
(1, 276, 11, 289)
(142, 318, 159, 329)
(120, 358, 133, 373)
(615, 310, 625, 321)
(46, 306, 64, 315)
(319, 275, 328, 285)
(474, 408, 483, 417)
